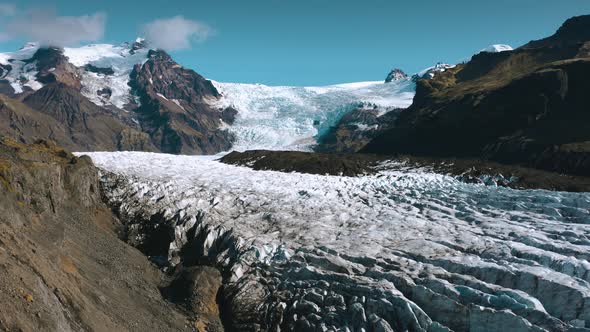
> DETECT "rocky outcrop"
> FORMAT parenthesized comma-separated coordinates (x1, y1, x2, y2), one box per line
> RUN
(221, 149, 383, 176)
(385, 68, 408, 82)
(31, 48, 81, 90)
(129, 50, 234, 154)
(84, 64, 115, 76)
(316, 107, 401, 153)
(365, 15, 590, 176)
(221, 149, 590, 191)
(411, 63, 455, 81)
(0, 139, 204, 331)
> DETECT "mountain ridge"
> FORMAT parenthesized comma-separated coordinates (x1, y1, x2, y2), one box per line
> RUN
(363, 14, 590, 177)
(0, 42, 233, 154)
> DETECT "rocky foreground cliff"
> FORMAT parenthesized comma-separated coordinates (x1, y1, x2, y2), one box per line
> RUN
(0, 139, 223, 331)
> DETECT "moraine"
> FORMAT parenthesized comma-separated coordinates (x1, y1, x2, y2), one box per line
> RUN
(80, 151, 590, 332)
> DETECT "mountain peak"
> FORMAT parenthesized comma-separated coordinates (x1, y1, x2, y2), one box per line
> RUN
(521, 14, 590, 49)
(130, 38, 148, 54)
(384, 69, 408, 83)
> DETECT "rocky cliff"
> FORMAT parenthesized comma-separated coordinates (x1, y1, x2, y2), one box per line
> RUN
(364, 15, 590, 176)
(0, 138, 225, 331)
(129, 50, 234, 154)
(316, 107, 401, 153)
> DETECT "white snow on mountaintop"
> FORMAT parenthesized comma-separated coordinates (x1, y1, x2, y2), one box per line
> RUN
(415, 63, 456, 80)
(0, 42, 149, 108)
(0, 42, 43, 93)
(63, 44, 149, 109)
(212, 80, 415, 151)
(481, 44, 513, 53)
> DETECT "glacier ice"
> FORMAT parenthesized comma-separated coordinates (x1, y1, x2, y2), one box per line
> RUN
(212, 80, 415, 151)
(80, 151, 590, 331)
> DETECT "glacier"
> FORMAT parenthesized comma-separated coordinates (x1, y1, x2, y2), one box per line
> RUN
(212, 80, 415, 151)
(80, 151, 590, 331)
(1, 41, 415, 150)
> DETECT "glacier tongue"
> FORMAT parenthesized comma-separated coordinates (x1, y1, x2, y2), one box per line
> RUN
(82, 151, 590, 331)
(212, 80, 415, 151)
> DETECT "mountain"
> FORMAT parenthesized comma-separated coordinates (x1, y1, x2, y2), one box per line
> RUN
(0, 40, 420, 153)
(129, 49, 235, 154)
(0, 41, 232, 154)
(364, 15, 590, 176)
(384, 68, 408, 83)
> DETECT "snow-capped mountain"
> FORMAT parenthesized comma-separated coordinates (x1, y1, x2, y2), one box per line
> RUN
(0, 41, 416, 153)
(0, 40, 234, 154)
(0, 39, 150, 108)
(0, 39, 515, 154)
(384, 68, 408, 83)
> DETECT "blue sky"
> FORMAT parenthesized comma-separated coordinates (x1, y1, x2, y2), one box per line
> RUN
(1, 0, 590, 85)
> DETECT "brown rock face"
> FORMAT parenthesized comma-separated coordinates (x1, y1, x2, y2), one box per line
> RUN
(130, 50, 234, 154)
(0, 138, 195, 331)
(364, 15, 590, 176)
(17, 83, 156, 152)
(31, 48, 82, 90)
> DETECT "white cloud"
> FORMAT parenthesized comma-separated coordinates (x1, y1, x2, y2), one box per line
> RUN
(0, 3, 16, 16)
(4, 9, 106, 47)
(142, 16, 212, 51)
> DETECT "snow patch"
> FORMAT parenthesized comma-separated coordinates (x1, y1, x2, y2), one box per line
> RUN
(481, 44, 513, 53)
(0, 43, 42, 93)
(64, 43, 149, 109)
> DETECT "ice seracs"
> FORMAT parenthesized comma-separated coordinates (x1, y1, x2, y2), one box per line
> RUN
(384, 68, 408, 83)
(212, 79, 415, 151)
(81, 151, 590, 331)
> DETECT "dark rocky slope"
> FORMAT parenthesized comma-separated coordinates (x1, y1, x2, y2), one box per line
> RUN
(1, 45, 233, 155)
(130, 50, 234, 154)
(364, 15, 590, 176)
(0, 138, 224, 331)
(316, 107, 400, 153)
(21, 83, 155, 152)
(221, 149, 590, 192)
